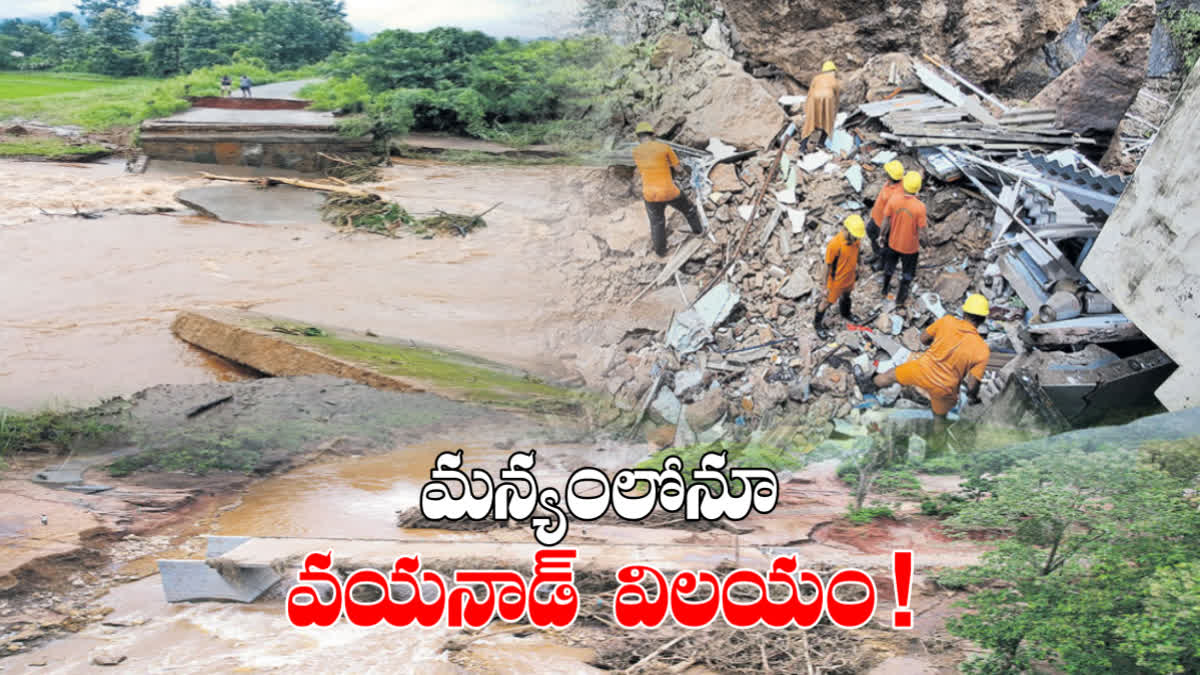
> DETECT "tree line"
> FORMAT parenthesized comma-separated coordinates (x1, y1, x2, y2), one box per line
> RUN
(0, 0, 351, 76)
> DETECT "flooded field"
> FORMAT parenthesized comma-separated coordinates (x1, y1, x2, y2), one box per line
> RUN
(0, 158, 673, 411)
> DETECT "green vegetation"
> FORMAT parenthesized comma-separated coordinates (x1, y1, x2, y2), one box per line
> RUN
(845, 504, 896, 524)
(941, 447, 1200, 674)
(0, 408, 122, 459)
(0, 71, 124, 98)
(1168, 9, 1200, 71)
(1, 0, 349, 77)
(305, 28, 627, 147)
(1091, 0, 1132, 21)
(0, 138, 108, 158)
(0, 63, 313, 132)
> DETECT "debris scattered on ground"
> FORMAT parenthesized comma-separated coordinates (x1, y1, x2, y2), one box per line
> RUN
(318, 151, 383, 183)
(592, 53, 1172, 449)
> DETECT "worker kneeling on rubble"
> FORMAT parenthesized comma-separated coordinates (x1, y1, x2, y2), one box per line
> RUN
(814, 215, 866, 339)
(632, 122, 704, 257)
(867, 160, 906, 271)
(872, 294, 992, 444)
(799, 61, 840, 153)
(880, 171, 928, 308)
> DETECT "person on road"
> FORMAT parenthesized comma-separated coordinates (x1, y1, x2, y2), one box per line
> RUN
(867, 160, 905, 270)
(799, 61, 840, 153)
(813, 215, 866, 339)
(240, 75, 253, 98)
(871, 294, 992, 450)
(220, 75, 232, 97)
(631, 122, 704, 257)
(879, 171, 927, 308)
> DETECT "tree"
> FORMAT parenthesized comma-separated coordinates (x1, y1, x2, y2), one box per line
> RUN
(83, 8, 143, 75)
(145, 6, 183, 76)
(177, 0, 230, 72)
(943, 448, 1200, 674)
(76, 0, 140, 23)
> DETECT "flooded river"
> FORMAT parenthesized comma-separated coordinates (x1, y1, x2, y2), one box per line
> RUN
(0, 158, 666, 411)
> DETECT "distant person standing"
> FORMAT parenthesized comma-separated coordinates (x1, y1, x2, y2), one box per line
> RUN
(631, 122, 704, 257)
(799, 61, 840, 153)
(220, 75, 232, 97)
(240, 75, 253, 98)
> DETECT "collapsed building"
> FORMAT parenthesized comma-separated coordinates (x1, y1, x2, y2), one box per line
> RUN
(597, 13, 1193, 447)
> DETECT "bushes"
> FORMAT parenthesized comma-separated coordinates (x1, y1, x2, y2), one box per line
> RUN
(1168, 9, 1200, 71)
(308, 29, 624, 145)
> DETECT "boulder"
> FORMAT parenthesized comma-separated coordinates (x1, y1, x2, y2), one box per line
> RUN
(1032, 0, 1156, 137)
(722, 0, 1084, 89)
(840, 53, 923, 105)
(709, 163, 744, 192)
(929, 207, 971, 246)
(686, 387, 728, 430)
(928, 189, 968, 221)
(776, 267, 816, 300)
(650, 33, 694, 69)
(932, 271, 972, 304)
(91, 648, 127, 666)
(653, 52, 785, 149)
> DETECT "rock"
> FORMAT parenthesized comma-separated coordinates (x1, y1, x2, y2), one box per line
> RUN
(701, 18, 733, 56)
(757, 381, 790, 409)
(776, 267, 815, 300)
(787, 378, 811, 403)
(1032, 0, 1156, 137)
(834, 330, 862, 351)
(673, 369, 706, 400)
(652, 52, 785, 149)
(928, 189, 967, 221)
(874, 312, 893, 334)
(840, 53, 923, 104)
(650, 32, 694, 69)
(929, 207, 971, 246)
(932, 271, 972, 304)
(91, 648, 126, 666)
(812, 365, 850, 397)
(650, 387, 683, 425)
(722, 0, 1083, 91)
(4, 124, 28, 136)
(878, 384, 903, 407)
(779, 303, 795, 317)
(900, 327, 924, 352)
(646, 425, 677, 449)
(708, 163, 743, 192)
(686, 387, 728, 431)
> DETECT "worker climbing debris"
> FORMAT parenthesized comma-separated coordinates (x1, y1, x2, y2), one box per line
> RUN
(631, 121, 704, 256)
(870, 294, 992, 452)
(799, 61, 841, 153)
(879, 171, 927, 310)
(813, 215, 866, 340)
(867, 160, 905, 271)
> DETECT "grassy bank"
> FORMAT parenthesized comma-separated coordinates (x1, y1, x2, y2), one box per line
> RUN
(0, 65, 317, 133)
(0, 138, 109, 159)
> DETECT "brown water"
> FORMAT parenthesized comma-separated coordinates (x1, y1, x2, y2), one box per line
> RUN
(0, 158, 654, 410)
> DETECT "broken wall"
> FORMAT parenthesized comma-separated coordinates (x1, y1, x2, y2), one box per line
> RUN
(1081, 61, 1200, 411)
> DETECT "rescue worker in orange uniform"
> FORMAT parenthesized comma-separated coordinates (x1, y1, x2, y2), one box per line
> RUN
(814, 215, 866, 339)
(867, 160, 906, 271)
(871, 294, 992, 449)
(799, 61, 840, 153)
(879, 171, 928, 307)
(631, 122, 703, 256)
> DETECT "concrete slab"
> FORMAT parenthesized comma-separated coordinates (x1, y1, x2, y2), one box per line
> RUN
(169, 309, 584, 413)
(174, 184, 325, 226)
(146, 107, 336, 129)
(157, 559, 280, 603)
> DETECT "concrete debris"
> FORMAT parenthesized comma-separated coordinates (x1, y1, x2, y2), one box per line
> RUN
(921, 293, 947, 320)
(776, 267, 815, 300)
(673, 368, 705, 399)
(666, 309, 713, 354)
(651, 387, 683, 424)
(694, 281, 741, 328)
(706, 137, 738, 160)
(870, 150, 898, 165)
(787, 207, 806, 233)
(844, 164, 864, 192)
(799, 151, 832, 173)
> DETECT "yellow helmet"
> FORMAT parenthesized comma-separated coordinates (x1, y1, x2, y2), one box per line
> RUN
(903, 170, 922, 194)
(822, 61, 837, 72)
(884, 160, 905, 181)
(635, 121, 654, 135)
(963, 294, 990, 317)
(844, 214, 866, 239)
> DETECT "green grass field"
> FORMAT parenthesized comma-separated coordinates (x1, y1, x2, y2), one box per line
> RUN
(0, 72, 130, 99)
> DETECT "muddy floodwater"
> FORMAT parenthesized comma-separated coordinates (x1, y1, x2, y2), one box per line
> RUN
(0, 158, 665, 410)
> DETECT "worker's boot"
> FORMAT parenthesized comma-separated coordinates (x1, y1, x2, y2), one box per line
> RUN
(839, 294, 853, 322)
(813, 308, 829, 340)
(895, 279, 912, 307)
(881, 274, 893, 299)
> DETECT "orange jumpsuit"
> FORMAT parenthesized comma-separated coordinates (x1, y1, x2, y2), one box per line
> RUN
(801, 72, 840, 139)
(870, 181, 905, 227)
(883, 193, 927, 255)
(895, 316, 991, 415)
(824, 233, 860, 304)
(632, 141, 681, 202)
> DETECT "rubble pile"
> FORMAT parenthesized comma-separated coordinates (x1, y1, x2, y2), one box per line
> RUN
(595, 55, 1177, 447)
